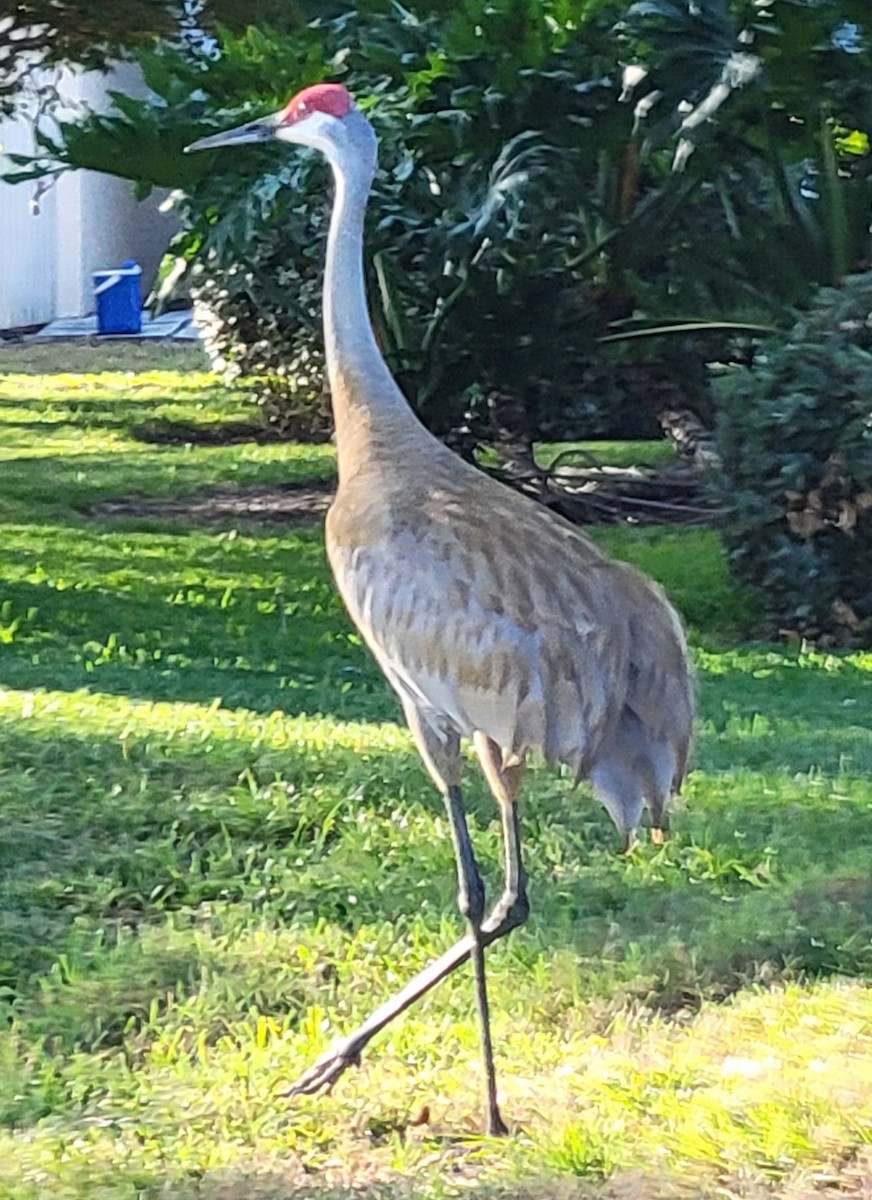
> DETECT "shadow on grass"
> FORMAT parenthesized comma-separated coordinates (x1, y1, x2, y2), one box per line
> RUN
(1, 446, 335, 519)
(0, 341, 206, 373)
(0, 414, 273, 445)
(1, 397, 211, 420)
(129, 417, 285, 445)
(1, 1156, 631, 1200)
(2, 646, 870, 774)
(0, 554, 870, 755)
(57, 1167, 634, 1200)
(4, 702, 872, 1060)
(0, 547, 391, 723)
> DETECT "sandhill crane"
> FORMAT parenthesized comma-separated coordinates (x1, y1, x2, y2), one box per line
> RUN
(188, 83, 693, 1137)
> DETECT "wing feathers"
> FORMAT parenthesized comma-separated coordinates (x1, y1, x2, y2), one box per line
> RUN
(327, 467, 691, 787)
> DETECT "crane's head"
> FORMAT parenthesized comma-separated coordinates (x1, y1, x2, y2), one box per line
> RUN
(185, 83, 375, 170)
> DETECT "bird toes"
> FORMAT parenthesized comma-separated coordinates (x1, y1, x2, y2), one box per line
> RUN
(281, 1041, 361, 1098)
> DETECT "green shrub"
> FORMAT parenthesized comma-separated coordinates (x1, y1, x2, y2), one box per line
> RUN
(12, 0, 872, 453)
(160, 5, 658, 446)
(6, 2, 739, 447)
(715, 272, 872, 644)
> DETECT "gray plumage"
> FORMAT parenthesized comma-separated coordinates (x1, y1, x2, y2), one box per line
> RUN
(187, 82, 694, 1136)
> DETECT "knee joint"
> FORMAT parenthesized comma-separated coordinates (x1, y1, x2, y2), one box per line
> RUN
(458, 876, 486, 926)
(489, 888, 529, 936)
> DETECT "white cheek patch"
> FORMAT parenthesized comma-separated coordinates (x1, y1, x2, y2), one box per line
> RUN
(275, 110, 337, 152)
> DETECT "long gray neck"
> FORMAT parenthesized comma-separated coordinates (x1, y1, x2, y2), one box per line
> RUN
(323, 112, 423, 480)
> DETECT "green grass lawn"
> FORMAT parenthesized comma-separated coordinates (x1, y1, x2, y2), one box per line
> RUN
(1, 343, 871, 1199)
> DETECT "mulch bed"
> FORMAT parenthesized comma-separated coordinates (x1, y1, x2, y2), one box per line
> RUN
(92, 481, 334, 527)
(91, 464, 717, 530)
(517, 463, 719, 526)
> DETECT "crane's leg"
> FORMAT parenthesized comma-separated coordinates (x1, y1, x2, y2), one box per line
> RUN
(471, 732, 529, 935)
(399, 708, 505, 1134)
(443, 780, 506, 1135)
(285, 720, 529, 1136)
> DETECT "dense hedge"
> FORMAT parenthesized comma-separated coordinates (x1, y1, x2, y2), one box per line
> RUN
(715, 273, 872, 644)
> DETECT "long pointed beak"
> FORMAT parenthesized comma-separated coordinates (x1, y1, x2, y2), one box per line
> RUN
(185, 113, 279, 153)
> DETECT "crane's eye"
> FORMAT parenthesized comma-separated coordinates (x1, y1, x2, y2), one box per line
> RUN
(297, 101, 308, 115)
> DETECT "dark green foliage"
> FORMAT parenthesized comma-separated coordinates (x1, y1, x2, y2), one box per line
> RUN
(0, 0, 314, 113)
(0, 1, 175, 111)
(8, 0, 872, 458)
(165, 5, 665, 444)
(715, 273, 872, 644)
(628, 0, 872, 298)
(5, 1, 737, 446)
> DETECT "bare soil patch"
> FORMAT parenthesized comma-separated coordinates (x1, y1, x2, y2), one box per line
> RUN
(91, 464, 716, 530)
(93, 481, 334, 527)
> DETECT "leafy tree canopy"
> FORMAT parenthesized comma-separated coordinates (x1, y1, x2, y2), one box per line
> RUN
(0, 0, 302, 111)
(4, 0, 872, 450)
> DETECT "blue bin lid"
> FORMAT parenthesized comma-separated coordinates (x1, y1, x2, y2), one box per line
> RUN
(93, 263, 142, 295)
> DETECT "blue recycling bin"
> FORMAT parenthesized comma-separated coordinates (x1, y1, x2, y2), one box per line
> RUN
(93, 260, 142, 334)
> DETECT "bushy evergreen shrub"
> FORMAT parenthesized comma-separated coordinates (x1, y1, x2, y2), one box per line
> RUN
(715, 273, 872, 644)
(6, 3, 737, 446)
(12, 0, 872, 453)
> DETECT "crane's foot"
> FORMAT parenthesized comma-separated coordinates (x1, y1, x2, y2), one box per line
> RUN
(485, 1108, 510, 1137)
(282, 1040, 362, 1098)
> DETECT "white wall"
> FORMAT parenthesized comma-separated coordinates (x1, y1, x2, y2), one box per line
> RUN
(0, 96, 59, 328)
(0, 63, 179, 330)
